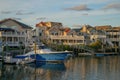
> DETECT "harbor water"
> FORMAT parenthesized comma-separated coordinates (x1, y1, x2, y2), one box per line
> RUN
(0, 56, 120, 80)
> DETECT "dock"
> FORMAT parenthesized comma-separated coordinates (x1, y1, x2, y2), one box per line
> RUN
(93, 52, 119, 57)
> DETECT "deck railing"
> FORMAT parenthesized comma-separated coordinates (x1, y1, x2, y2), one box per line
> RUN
(0, 32, 26, 37)
(49, 35, 84, 40)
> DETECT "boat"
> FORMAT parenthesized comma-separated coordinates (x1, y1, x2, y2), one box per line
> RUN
(3, 53, 35, 65)
(15, 44, 72, 62)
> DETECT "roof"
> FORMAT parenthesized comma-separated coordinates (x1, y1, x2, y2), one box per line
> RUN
(95, 25, 112, 30)
(36, 21, 62, 28)
(0, 18, 33, 29)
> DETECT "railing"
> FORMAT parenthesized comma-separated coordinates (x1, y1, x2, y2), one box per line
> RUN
(91, 35, 106, 39)
(0, 32, 26, 37)
(108, 38, 120, 41)
(4, 42, 20, 46)
(106, 32, 120, 35)
(49, 35, 84, 40)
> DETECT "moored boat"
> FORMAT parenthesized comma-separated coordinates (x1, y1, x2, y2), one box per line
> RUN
(15, 45, 72, 62)
(3, 53, 35, 65)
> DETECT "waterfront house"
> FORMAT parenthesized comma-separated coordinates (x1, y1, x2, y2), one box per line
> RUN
(36, 21, 62, 40)
(36, 21, 88, 45)
(80, 25, 106, 44)
(94, 25, 120, 52)
(106, 27, 120, 48)
(0, 18, 33, 52)
(95, 25, 120, 47)
(48, 27, 86, 45)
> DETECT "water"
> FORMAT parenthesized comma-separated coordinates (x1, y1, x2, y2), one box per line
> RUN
(0, 56, 120, 80)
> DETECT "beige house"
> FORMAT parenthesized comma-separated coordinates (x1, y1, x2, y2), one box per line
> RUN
(106, 27, 120, 47)
(95, 25, 120, 47)
(36, 22, 87, 45)
(0, 18, 33, 51)
(80, 25, 106, 44)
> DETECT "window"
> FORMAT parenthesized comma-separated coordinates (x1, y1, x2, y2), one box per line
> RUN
(39, 33, 42, 36)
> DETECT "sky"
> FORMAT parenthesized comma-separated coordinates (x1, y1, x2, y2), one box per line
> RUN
(0, 0, 120, 28)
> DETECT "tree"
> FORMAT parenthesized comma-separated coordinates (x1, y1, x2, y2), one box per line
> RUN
(89, 40, 102, 51)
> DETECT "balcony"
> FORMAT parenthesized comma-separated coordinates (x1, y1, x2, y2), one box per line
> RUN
(3, 42, 20, 46)
(0, 32, 26, 37)
(49, 35, 84, 40)
(106, 32, 120, 35)
(91, 35, 106, 39)
(108, 38, 120, 41)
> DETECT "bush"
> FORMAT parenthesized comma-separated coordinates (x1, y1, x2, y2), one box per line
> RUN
(89, 40, 102, 50)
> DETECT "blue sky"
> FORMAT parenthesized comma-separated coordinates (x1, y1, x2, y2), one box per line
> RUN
(0, 0, 120, 28)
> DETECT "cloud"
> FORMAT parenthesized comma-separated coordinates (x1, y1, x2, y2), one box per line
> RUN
(1, 10, 12, 14)
(72, 24, 82, 28)
(16, 10, 34, 15)
(36, 17, 46, 20)
(82, 13, 89, 16)
(103, 3, 120, 10)
(12, 17, 22, 20)
(64, 4, 92, 11)
(64, 0, 111, 5)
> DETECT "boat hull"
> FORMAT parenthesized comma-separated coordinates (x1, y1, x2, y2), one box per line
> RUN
(30, 52, 70, 62)
(15, 52, 71, 62)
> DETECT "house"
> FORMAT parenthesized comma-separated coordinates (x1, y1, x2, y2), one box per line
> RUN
(36, 22, 88, 45)
(77, 25, 107, 45)
(95, 25, 120, 48)
(0, 18, 33, 51)
(106, 27, 120, 47)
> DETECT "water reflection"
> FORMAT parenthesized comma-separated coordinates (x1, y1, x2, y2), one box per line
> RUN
(0, 62, 66, 80)
(30, 62, 66, 71)
(0, 56, 120, 80)
(64, 56, 120, 80)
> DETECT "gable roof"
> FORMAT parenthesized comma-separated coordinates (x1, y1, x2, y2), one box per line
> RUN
(0, 18, 32, 29)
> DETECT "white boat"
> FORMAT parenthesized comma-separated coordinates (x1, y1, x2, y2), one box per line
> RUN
(15, 45, 72, 62)
(3, 53, 35, 65)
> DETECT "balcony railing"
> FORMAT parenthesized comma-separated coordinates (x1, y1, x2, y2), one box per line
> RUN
(0, 32, 26, 37)
(106, 32, 120, 35)
(3, 42, 20, 46)
(49, 35, 84, 40)
(108, 38, 120, 41)
(91, 35, 106, 38)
